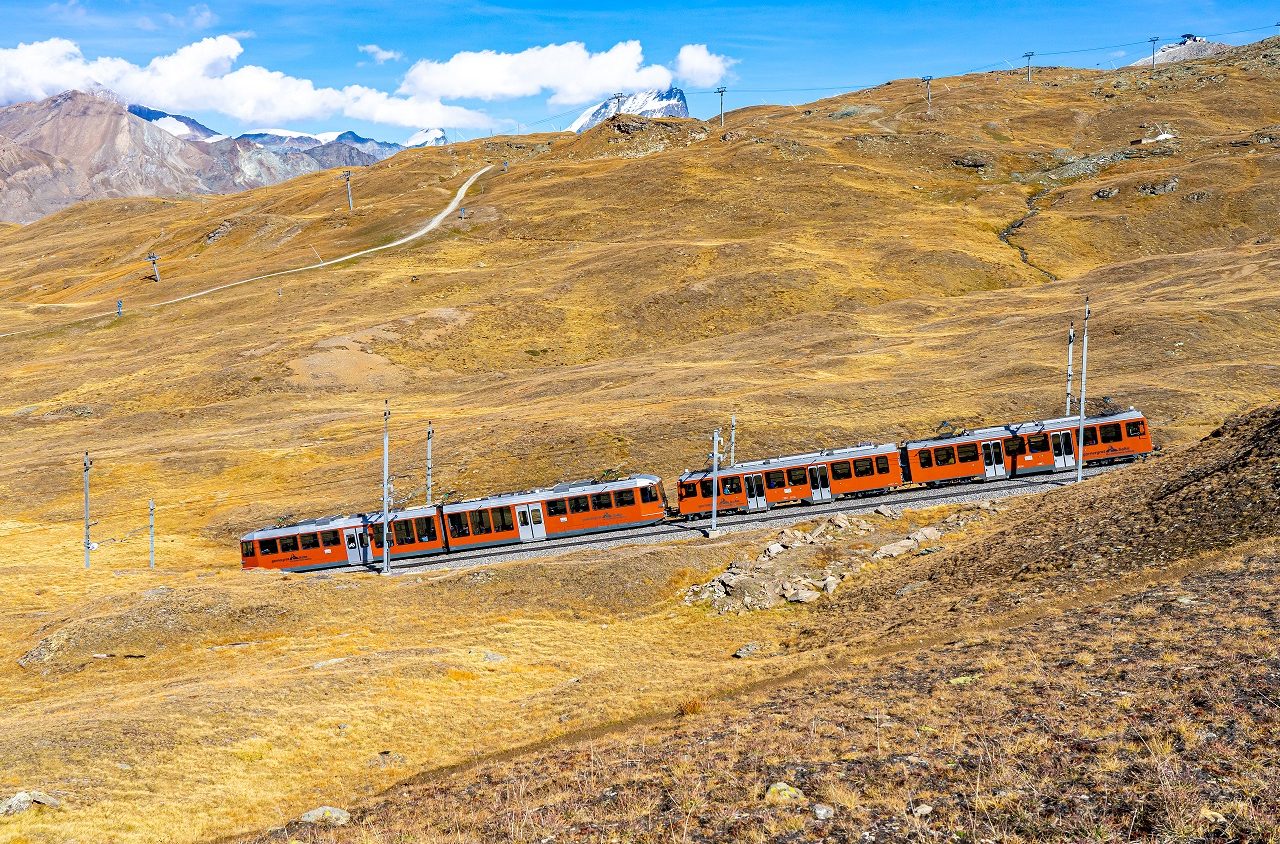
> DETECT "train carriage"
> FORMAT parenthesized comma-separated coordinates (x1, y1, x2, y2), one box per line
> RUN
(677, 443, 902, 517)
(240, 514, 377, 571)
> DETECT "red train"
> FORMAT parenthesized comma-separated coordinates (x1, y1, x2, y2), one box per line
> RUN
(240, 408, 1153, 571)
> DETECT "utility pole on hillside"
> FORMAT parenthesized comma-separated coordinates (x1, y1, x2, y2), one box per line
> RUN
(83, 452, 93, 569)
(1075, 297, 1091, 484)
(1065, 320, 1076, 416)
(341, 170, 354, 212)
(612, 92, 626, 116)
(729, 413, 737, 465)
(922, 76, 933, 114)
(1023, 52, 1035, 83)
(1148, 37, 1160, 70)
(149, 499, 155, 569)
(147, 253, 161, 283)
(708, 428, 724, 537)
(715, 86, 727, 127)
(425, 421, 434, 507)
(382, 400, 391, 575)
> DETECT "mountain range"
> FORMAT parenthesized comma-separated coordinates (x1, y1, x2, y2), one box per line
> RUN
(0, 89, 449, 223)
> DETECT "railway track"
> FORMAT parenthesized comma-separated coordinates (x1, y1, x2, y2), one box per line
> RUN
(327, 463, 1123, 577)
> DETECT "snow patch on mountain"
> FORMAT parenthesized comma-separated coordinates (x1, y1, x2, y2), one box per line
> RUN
(569, 88, 690, 133)
(127, 104, 221, 141)
(406, 128, 448, 147)
(1128, 34, 1233, 66)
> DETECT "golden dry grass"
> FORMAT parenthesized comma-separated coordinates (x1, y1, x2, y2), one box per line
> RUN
(1, 38, 1279, 844)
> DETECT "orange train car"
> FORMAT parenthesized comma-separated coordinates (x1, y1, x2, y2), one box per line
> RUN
(902, 408, 1154, 485)
(241, 475, 667, 572)
(677, 442, 903, 517)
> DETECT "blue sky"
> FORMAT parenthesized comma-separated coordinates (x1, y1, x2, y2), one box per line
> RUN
(0, 0, 1273, 143)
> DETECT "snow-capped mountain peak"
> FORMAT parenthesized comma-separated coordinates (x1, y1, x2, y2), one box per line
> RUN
(568, 87, 690, 133)
(406, 128, 448, 147)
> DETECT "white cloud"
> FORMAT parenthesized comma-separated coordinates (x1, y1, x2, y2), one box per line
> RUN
(358, 44, 402, 64)
(674, 44, 735, 87)
(399, 40, 674, 105)
(0, 36, 491, 128)
(162, 4, 217, 30)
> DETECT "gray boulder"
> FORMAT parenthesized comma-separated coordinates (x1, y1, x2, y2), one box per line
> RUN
(300, 806, 351, 826)
(0, 791, 61, 815)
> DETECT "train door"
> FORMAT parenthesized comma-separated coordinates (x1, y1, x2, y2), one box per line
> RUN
(343, 527, 371, 566)
(1051, 432, 1075, 470)
(515, 504, 547, 542)
(744, 474, 768, 511)
(808, 465, 832, 502)
(982, 441, 1006, 480)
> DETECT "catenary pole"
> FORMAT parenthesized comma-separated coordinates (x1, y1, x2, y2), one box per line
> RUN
(83, 452, 92, 569)
(341, 171, 353, 212)
(1149, 36, 1160, 69)
(425, 421, 434, 507)
(1023, 52, 1035, 83)
(1075, 297, 1091, 484)
(715, 86, 727, 127)
(729, 413, 737, 466)
(1065, 320, 1076, 416)
(149, 499, 155, 569)
(382, 400, 391, 575)
(710, 428, 722, 534)
(147, 253, 161, 284)
(922, 76, 933, 113)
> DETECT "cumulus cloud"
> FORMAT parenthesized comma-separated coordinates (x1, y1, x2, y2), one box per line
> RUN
(674, 44, 735, 87)
(358, 44, 402, 64)
(399, 40, 675, 105)
(0, 36, 490, 128)
(163, 4, 217, 30)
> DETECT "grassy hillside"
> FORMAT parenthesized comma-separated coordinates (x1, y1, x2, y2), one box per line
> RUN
(0, 37, 1278, 844)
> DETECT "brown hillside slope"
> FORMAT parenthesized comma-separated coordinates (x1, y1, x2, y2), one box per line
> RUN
(250, 406, 1280, 844)
(0, 41, 1277, 562)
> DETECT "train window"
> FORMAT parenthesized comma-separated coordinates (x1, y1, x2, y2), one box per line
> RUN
(957, 444, 979, 463)
(1027, 434, 1050, 454)
(787, 467, 808, 486)
(640, 485, 660, 503)
(591, 493, 614, 510)
(241, 541, 256, 557)
(1083, 427, 1098, 446)
(359, 532, 369, 547)
(259, 538, 279, 555)
(394, 521, 415, 545)
(765, 470, 786, 489)
(875, 456, 890, 474)
(698, 479, 713, 498)
(918, 450, 933, 469)
(830, 461, 852, 480)
(569, 496, 591, 514)
(1126, 421, 1145, 438)
(546, 498, 568, 516)
(414, 517, 437, 543)
(279, 535, 299, 552)
(347, 534, 357, 548)
(321, 530, 341, 547)
(615, 489, 636, 507)
(853, 458, 874, 477)
(447, 513, 470, 538)
(680, 483, 698, 499)
(469, 509, 493, 534)
(721, 476, 742, 495)
(372, 529, 385, 549)
(1061, 433, 1074, 455)
(299, 533, 320, 550)
(492, 507, 515, 532)
(1100, 423, 1123, 443)
(1004, 436, 1025, 456)
(934, 447, 956, 466)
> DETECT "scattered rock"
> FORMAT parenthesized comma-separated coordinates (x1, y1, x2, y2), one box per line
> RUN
(300, 806, 351, 826)
(948, 673, 982, 686)
(785, 588, 822, 604)
(0, 791, 62, 814)
(895, 580, 928, 597)
(908, 526, 943, 543)
(763, 542, 785, 558)
(874, 505, 898, 518)
(813, 803, 836, 820)
(369, 750, 407, 768)
(310, 658, 346, 670)
(821, 575, 840, 594)
(952, 153, 990, 169)
(875, 539, 918, 560)
(733, 642, 763, 659)
(765, 782, 805, 804)
(1092, 187, 1119, 200)
(482, 651, 506, 663)
(913, 803, 933, 818)
(1137, 176, 1179, 196)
